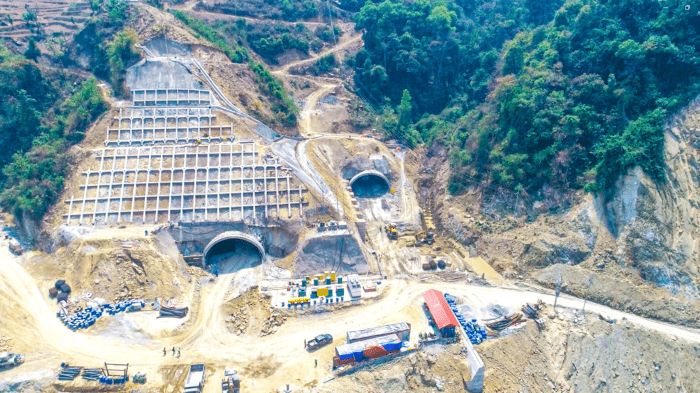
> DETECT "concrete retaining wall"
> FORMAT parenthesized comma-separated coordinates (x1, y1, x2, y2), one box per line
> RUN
(457, 326, 485, 392)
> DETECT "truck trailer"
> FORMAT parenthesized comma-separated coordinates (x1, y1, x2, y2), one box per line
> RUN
(184, 364, 206, 393)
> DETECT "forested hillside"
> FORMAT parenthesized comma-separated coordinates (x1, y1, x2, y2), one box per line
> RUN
(0, 0, 142, 221)
(351, 0, 700, 194)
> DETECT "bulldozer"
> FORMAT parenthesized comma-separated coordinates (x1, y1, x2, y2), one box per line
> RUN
(384, 223, 398, 240)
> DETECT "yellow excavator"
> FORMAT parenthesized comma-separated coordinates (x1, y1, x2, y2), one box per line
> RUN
(414, 230, 435, 247)
(385, 223, 398, 240)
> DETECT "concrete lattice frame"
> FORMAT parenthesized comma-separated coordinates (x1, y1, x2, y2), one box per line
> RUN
(64, 143, 309, 225)
(63, 84, 311, 227)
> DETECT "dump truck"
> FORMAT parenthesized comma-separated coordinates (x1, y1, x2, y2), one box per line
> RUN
(384, 223, 398, 240)
(221, 368, 241, 393)
(184, 364, 206, 393)
(8, 239, 23, 255)
(0, 352, 24, 369)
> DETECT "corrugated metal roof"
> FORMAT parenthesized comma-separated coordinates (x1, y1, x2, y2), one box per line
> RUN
(335, 334, 401, 359)
(346, 322, 410, 343)
(423, 289, 459, 330)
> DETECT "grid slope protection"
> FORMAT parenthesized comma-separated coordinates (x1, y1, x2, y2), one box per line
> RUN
(64, 88, 309, 225)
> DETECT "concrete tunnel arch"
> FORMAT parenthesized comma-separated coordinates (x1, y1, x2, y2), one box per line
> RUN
(349, 170, 391, 197)
(203, 231, 265, 265)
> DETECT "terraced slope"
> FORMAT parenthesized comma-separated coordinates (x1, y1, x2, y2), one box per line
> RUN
(0, 0, 92, 48)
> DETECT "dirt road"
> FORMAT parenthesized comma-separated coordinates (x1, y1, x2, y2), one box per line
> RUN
(272, 34, 363, 75)
(3, 232, 700, 391)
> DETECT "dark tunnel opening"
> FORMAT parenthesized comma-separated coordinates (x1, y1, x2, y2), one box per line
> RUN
(350, 174, 390, 198)
(205, 238, 263, 273)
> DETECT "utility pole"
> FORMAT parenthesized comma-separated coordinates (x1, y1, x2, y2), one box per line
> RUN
(582, 274, 594, 313)
(553, 273, 562, 313)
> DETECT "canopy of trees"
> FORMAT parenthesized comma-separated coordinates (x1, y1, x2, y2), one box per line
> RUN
(352, 0, 700, 194)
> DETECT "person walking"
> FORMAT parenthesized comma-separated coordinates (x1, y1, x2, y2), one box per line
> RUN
(163, 347, 166, 356)
(172, 347, 175, 356)
(314, 359, 317, 367)
(177, 348, 181, 357)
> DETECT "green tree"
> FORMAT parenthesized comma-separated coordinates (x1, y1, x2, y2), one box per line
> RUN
(24, 37, 40, 61)
(398, 89, 413, 128)
(107, 28, 140, 96)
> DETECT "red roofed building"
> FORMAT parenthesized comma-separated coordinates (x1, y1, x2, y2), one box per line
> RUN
(423, 289, 459, 337)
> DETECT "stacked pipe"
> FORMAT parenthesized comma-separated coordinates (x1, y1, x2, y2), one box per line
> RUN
(57, 307, 102, 331)
(445, 293, 487, 344)
(56, 299, 145, 330)
(159, 306, 189, 318)
(57, 366, 82, 381)
(99, 375, 128, 385)
(486, 313, 523, 331)
(104, 300, 146, 315)
(81, 368, 103, 381)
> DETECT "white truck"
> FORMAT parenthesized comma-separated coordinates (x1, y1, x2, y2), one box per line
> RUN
(0, 352, 24, 369)
(8, 239, 23, 255)
(184, 364, 206, 393)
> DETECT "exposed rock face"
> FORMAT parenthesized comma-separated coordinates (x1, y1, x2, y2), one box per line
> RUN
(600, 99, 700, 297)
(295, 233, 369, 276)
(444, 97, 700, 300)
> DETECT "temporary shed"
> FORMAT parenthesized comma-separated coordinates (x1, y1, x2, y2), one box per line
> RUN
(423, 289, 459, 337)
(335, 334, 402, 362)
(346, 322, 410, 343)
(347, 274, 362, 298)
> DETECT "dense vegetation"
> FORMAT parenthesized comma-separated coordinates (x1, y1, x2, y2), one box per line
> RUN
(0, 45, 107, 220)
(171, 10, 299, 127)
(0, 1, 125, 221)
(351, 0, 700, 194)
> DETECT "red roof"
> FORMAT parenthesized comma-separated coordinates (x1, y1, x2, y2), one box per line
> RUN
(423, 289, 459, 330)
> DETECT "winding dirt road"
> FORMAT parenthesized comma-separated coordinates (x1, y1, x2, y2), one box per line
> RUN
(3, 230, 700, 392)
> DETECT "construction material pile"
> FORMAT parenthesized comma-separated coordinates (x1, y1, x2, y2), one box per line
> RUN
(521, 300, 546, 330)
(57, 299, 145, 330)
(159, 306, 189, 318)
(58, 366, 82, 381)
(50, 280, 72, 302)
(486, 313, 523, 332)
(445, 294, 487, 344)
(81, 368, 103, 382)
(132, 372, 147, 384)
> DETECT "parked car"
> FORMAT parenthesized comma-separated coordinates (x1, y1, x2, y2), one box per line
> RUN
(307, 334, 333, 350)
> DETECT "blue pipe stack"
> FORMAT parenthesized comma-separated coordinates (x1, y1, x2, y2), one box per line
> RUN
(444, 293, 488, 345)
(99, 375, 128, 385)
(57, 299, 146, 330)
